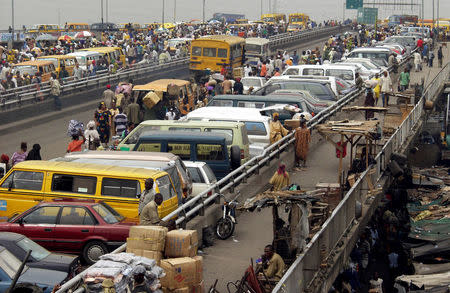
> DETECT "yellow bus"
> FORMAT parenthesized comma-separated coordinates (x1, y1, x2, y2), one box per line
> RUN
(65, 23, 90, 32)
(190, 35, 245, 77)
(0, 161, 180, 221)
(81, 47, 127, 65)
(37, 55, 77, 78)
(28, 24, 61, 34)
(261, 14, 286, 25)
(288, 13, 309, 31)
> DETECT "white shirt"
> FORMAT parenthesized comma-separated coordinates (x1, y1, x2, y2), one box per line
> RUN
(244, 66, 252, 77)
(166, 111, 176, 120)
(369, 278, 383, 293)
(380, 76, 392, 93)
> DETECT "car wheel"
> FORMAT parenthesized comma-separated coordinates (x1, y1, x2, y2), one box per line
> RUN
(82, 241, 108, 265)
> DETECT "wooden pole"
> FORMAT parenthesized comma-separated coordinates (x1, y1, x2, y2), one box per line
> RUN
(365, 137, 369, 169)
(338, 134, 344, 186)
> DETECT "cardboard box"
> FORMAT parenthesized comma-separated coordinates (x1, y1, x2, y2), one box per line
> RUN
(128, 226, 168, 251)
(160, 257, 197, 290)
(143, 91, 162, 109)
(284, 119, 300, 130)
(126, 248, 163, 264)
(192, 256, 203, 284)
(127, 237, 165, 252)
(142, 250, 163, 264)
(165, 230, 198, 258)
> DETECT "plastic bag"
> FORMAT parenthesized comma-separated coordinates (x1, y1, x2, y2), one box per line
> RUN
(92, 260, 128, 270)
(131, 256, 156, 270)
(100, 253, 136, 264)
(67, 120, 84, 137)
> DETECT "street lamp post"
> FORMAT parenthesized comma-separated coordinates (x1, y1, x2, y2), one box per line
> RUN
(11, 0, 14, 44)
(174, 0, 176, 23)
(101, 0, 104, 24)
(260, 0, 263, 18)
(106, 0, 109, 23)
(203, 0, 206, 23)
(162, 0, 165, 27)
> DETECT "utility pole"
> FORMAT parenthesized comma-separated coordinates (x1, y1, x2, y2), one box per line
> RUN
(432, 0, 435, 29)
(437, 0, 439, 35)
(173, 0, 176, 23)
(11, 0, 14, 44)
(342, 0, 345, 23)
(162, 0, 165, 26)
(101, 0, 104, 24)
(106, 0, 108, 23)
(260, 0, 263, 18)
(202, 0, 206, 23)
(421, 0, 424, 38)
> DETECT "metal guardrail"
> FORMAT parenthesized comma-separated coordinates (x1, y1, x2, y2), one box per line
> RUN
(0, 58, 188, 109)
(1, 25, 350, 110)
(272, 61, 449, 293)
(55, 84, 364, 293)
(55, 25, 354, 293)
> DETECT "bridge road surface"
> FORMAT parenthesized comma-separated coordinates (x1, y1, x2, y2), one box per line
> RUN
(201, 43, 450, 292)
(0, 36, 335, 159)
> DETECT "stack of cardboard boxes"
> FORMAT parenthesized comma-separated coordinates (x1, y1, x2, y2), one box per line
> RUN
(126, 226, 203, 293)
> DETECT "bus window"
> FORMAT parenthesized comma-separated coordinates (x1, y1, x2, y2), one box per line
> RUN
(192, 47, 202, 56)
(218, 49, 228, 58)
(203, 48, 217, 57)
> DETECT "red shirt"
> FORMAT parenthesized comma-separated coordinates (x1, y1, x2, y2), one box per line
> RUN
(417, 39, 423, 48)
(67, 139, 84, 153)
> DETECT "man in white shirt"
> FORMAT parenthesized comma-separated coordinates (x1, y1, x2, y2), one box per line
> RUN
(379, 71, 393, 107)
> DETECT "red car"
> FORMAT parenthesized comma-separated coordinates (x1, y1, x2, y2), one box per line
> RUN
(0, 199, 136, 264)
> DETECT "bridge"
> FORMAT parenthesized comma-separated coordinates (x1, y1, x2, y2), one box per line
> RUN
(2, 26, 449, 293)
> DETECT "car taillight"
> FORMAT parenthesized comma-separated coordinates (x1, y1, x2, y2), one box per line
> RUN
(240, 149, 244, 159)
(208, 191, 212, 196)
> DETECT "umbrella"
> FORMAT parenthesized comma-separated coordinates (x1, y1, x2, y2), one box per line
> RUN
(74, 31, 93, 39)
(36, 34, 57, 41)
(58, 35, 72, 41)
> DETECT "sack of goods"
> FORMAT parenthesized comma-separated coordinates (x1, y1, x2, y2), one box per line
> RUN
(125, 226, 204, 292)
(67, 120, 84, 137)
(143, 91, 162, 109)
(83, 252, 165, 292)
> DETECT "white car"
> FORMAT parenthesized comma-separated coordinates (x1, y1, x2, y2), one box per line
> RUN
(184, 161, 217, 197)
(241, 77, 266, 94)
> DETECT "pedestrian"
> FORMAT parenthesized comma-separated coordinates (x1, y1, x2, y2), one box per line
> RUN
(59, 65, 69, 79)
(399, 68, 410, 92)
(437, 46, 443, 68)
(260, 61, 267, 77)
(95, 102, 112, 146)
(121, 121, 135, 140)
(380, 71, 392, 107)
(11, 142, 28, 166)
(0, 154, 10, 174)
(413, 51, 422, 72)
(114, 107, 128, 136)
(372, 73, 381, 105)
(138, 178, 156, 215)
(73, 62, 83, 80)
(428, 50, 435, 67)
(84, 120, 100, 150)
(269, 164, 290, 191)
(140, 193, 171, 227)
(355, 72, 363, 90)
(269, 112, 288, 144)
(364, 84, 375, 120)
(222, 76, 232, 94)
(102, 84, 115, 109)
(233, 77, 244, 95)
(25, 144, 42, 160)
(67, 130, 85, 153)
(125, 97, 141, 125)
(128, 265, 152, 293)
(388, 248, 399, 278)
(369, 272, 383, 293)
(49, 73, 62, 111)
(165, 106, 177, 120)
(294, 119, 311, 168)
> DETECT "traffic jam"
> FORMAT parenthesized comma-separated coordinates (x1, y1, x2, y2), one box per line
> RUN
(0, 6, 445, 293)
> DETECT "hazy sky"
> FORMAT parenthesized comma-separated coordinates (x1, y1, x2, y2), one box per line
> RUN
(1, 0, 449, 29)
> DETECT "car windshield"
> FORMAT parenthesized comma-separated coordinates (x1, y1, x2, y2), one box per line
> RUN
(0, 248, 25, 279)
(242, 78, 262, 87)
(93, 203, 124, 224)
(16, 237, 51, 261)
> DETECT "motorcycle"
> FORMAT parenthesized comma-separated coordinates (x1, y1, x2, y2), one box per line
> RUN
(216, 196, 239, 240)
